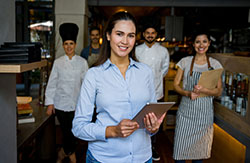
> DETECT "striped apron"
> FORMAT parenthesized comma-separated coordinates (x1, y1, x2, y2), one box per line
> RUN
(173, 70, 214, 160)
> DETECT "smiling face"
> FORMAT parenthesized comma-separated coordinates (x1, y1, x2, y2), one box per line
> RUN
(193, 34, 210, 55)
(107, 20, 136, 59)
(63, 40, 76, 56)
(143, 27, 157, 44)
(90, 29, 100, 44)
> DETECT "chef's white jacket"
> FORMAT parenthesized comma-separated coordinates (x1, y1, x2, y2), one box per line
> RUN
(45, 54, 88, 111)
(136, 42, 169, 100)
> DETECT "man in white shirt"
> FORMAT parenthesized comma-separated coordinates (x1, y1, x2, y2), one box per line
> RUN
(136, 23, 170, 161)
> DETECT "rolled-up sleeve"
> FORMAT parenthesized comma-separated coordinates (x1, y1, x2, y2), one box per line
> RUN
(72, 70, 107, 141)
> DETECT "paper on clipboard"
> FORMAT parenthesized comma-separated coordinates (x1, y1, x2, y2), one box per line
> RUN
(197, 68, 224, 97)
(132, 102, 175, 128)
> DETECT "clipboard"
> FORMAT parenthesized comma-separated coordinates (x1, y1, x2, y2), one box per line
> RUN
(132, 102, 175, 128)
(197, 68, 224, 97)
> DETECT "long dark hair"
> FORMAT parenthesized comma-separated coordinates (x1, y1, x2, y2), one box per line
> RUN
(93, 11, 138, 67)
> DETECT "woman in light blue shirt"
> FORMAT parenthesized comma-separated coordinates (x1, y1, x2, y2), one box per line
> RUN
(72, 12, 166, 163)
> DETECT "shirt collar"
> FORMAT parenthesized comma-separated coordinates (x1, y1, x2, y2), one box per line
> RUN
(129, 58, 139, 69)
(102, 58, 139, 70)
(143, 42, 159, 48)
(64, 54, 76, 61)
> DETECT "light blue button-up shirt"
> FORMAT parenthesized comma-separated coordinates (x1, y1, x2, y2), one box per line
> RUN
(72, 58, 156, 163)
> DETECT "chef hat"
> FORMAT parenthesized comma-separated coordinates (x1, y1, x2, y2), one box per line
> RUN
(59, 23, 79, 43)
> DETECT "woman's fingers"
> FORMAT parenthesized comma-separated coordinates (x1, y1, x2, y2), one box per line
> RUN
(117, 119, 139, 137)
(144, 112, 164, 133)
(191, 92, 199, 100)
(158, 112, 166, 123)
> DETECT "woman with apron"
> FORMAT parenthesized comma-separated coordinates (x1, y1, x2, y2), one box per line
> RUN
(173, 30, 223, 163)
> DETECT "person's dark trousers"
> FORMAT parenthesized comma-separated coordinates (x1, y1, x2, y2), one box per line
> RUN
(151, 134, 159, 160)
(175, 160, 203, 163)
(55, 109, 77, 155)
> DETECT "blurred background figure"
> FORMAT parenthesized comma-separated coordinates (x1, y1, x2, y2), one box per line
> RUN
(173, 28, 223, 163)
(80, 26, 101, 67)
(45, 23, 88, 163)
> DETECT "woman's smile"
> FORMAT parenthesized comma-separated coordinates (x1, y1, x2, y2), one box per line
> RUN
(107, 20, 136, 58)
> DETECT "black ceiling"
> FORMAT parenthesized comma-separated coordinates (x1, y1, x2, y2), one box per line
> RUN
(88, 0, 250, 7)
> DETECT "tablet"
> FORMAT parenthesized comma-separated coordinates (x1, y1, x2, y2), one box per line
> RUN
(132, 102, 176, 128)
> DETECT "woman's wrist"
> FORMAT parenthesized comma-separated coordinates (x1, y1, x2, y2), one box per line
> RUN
(151, 128, 159, 134)
(185, 91, 191, 97)
(106, 126, 117, 138)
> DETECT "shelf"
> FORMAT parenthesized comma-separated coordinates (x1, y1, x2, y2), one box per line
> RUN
(0, 59, 50, 162)
(170, 105, 178, 111)
(208, 53, 250, 75)
(17, 99, 53, 149)
(214, 102, 250, 138)
(208, 53, 250, 135)
(0, 60, 47, 73)
(165, 125, 176, 130)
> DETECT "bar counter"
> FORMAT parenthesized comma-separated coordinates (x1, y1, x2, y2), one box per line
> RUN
(208, 53, 250, 163)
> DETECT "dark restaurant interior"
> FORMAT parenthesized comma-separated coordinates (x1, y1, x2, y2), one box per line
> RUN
(1, 0, 250, 163)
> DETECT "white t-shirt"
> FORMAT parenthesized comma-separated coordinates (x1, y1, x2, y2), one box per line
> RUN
(177, 56, 223, 90)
